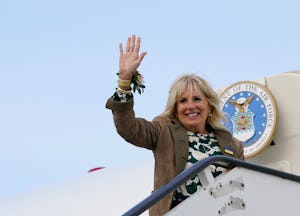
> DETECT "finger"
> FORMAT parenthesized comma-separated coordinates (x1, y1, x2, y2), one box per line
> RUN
(119, 43, 124, 55)
(130, 35, 136, 52)
(134, 37, 141, 54)
(126, 37, 131, 52)
(138, 51, 147, 62)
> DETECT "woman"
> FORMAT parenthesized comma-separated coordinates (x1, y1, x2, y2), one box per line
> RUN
(106, 35, 244, 216)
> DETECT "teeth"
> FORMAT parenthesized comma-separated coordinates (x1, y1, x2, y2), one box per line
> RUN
(187, 113, 198, 117)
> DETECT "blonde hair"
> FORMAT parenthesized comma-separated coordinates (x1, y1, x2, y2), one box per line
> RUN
(160, 73, 226, 130)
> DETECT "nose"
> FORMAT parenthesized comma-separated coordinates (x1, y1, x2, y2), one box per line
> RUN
(187, 101, 196, 109)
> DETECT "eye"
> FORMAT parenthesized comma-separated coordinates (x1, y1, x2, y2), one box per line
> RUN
(179, 98, 187, 103)
(193, 96, 201, 101)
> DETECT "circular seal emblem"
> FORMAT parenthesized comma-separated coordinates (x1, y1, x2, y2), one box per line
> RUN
(219, 81, 278, 158)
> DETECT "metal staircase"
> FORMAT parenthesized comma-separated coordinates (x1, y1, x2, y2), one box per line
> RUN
(123, 155, 300, 216)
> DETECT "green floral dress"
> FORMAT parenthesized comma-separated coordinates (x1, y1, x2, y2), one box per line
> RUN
(173, 131, 225, 202)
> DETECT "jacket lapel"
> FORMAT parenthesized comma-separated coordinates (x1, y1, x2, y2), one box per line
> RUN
(169, 120, 189, 175)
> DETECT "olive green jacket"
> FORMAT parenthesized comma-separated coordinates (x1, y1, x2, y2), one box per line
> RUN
(106, 96, 244, 216)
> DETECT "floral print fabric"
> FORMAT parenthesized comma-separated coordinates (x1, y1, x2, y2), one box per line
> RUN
(173, 131, 225, 202)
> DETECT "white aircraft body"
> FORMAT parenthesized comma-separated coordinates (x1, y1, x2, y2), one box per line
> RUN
(1, 71, 300, 216)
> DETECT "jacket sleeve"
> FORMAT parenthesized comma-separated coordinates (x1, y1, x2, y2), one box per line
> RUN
(105, 96, 161, 150)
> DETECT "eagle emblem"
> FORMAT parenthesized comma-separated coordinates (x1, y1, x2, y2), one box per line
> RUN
(220, 81, 278, 158)
(229, 96, 255, 142)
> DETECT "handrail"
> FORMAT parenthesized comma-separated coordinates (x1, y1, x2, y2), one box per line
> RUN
(122, 155, 300, 216)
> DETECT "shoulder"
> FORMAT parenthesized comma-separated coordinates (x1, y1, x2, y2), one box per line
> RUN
(152, 116, 182, 126)
(152, 115, 171, 126)
(215, 128, 242, 148)
(214, 128, 244, 159)
(214, 128, 233, 140)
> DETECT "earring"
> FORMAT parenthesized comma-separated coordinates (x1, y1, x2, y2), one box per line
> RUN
(208, 112, 212, 117)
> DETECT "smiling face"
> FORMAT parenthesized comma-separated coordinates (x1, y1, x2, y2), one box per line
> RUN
(175, 86, 211, 133)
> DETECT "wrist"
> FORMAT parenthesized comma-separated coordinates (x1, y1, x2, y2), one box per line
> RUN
(117, 86, 132, 94)
(118, 70, 133, 80)
(118, 85, 131, 91)
(118, 79, 131, 87)
(116, 70, 145, 95)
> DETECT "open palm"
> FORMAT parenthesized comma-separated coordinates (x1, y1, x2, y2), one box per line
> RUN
(118, 35, 147, 80)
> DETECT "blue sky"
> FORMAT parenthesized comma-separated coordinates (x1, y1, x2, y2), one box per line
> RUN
(1, 0, 300, 200)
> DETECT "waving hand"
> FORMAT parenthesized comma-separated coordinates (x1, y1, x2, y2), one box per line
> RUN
(118, 35, 147, 80)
